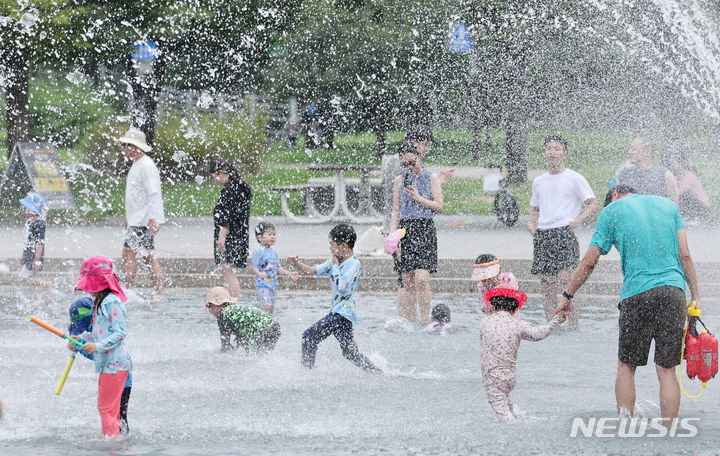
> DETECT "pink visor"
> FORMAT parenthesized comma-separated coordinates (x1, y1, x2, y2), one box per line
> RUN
(471, 259, 501, 281)
(75, 256, 127, 302)
(383, 228, 406, 255)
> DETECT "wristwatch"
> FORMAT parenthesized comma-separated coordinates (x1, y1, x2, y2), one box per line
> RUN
(562, 290, 574, 300)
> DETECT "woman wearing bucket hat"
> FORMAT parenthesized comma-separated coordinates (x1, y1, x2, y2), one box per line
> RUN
(119, 127, 165, 295)
(68, 256, 132, 437)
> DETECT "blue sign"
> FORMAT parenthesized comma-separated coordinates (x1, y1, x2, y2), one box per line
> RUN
(132, 40, 158, 61)
(449, 21, 473, 54)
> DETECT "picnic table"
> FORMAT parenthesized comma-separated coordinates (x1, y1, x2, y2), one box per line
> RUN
(271, 164, 381, 224)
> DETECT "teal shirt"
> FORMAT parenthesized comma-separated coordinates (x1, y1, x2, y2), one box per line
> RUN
(590, 194, 686, 300)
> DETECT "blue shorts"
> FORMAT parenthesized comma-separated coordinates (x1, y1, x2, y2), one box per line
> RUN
(18, 265, 38, 279)
(257, 288, 277, 309)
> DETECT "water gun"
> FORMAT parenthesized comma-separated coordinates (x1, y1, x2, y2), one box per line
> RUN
(383, 228, 406, 255)
(55, 353, 76, 395)
(679, 302, 718, 398)
(29, 316, 84, 395)
(29, 316, 84, 348)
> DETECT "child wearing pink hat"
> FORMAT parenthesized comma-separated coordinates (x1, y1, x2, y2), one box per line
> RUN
(479, 287, 566, 423)
(67, 256, 131, 437)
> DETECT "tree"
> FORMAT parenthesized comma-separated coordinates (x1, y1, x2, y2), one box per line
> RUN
(0, 1, 91, 156)
(265, 0, 469, 154)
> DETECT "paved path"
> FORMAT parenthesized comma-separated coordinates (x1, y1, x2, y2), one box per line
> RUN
(0, 214, 624, 262)
(4, 214, 720, 262)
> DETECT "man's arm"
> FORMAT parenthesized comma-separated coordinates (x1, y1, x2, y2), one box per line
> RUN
(569, 198, 598, 228)
(677, 228, 700, 310)
(438, 167, 455, 186)
(528, 206, 539, 235)
(665, 170, 680, 206)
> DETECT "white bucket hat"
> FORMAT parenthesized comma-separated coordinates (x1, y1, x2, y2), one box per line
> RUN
(118, 127, 151, 153)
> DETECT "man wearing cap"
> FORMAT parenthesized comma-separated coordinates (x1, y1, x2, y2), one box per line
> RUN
(560, 185, 700, 427)
(204, 286, 281, 353)
(119, 127, 165, 294)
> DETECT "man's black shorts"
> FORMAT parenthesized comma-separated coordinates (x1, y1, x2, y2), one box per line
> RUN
(124, 226, 154, 255)
(531, 225, 579, 276)
(618, 285, 686, 368)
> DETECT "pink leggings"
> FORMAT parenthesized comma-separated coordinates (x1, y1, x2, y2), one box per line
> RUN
(98, 371, 129, 436)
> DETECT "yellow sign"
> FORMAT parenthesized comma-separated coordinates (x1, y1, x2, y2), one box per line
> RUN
(34, 161, 59, 176)
(35, 178, 69, 192)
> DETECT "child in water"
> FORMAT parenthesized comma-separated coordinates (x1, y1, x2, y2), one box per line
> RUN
(471, 254, 519, 314)
(67, 256, 131, 437)
(479, 287, 566, 423)
(18, 192, 52, 305)
(204, 286, 281, 353)
(288, 224, 382, 373)
(68, 297, 132, 434)
(424, 303, 452, 333)
(252, 222, 299, 314)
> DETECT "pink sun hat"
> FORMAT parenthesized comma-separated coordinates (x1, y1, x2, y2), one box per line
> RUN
(75, 256, 127, 302)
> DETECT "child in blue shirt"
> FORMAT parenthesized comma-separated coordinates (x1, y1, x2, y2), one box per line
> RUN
(252, 222, 299, 314)
(288, 224, 381, 373)
(18, 192, 52, 305)
(68, 297, 132, 434)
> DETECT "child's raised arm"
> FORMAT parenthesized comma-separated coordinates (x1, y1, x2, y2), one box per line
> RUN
(278, 267, 299, 281)
(286, 256, 316, 275)
(519, 314, 564, 342)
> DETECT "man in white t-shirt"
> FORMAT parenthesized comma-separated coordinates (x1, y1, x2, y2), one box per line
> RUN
(528, 136, 597, 327)
(119, 127, 165, 294)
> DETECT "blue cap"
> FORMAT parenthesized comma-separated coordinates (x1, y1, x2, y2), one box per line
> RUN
(68, 297, 94, 335)
(19, 193, 45, 216)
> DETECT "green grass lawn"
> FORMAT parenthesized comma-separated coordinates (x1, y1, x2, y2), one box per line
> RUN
(1, 128, 718, 222)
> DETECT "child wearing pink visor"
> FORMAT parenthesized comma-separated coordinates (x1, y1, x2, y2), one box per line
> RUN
(471, 254, 519, 314)
(67, 256, 131, 437)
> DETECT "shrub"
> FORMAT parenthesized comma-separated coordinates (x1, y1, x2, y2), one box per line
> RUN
(29, 72, 118, 148)
(152, 110, 269, 181)
(74, 117, 129, 173)
(75, 110, 269, 180)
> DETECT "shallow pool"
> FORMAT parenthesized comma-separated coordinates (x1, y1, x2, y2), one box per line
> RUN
(1, 289, 718, 455)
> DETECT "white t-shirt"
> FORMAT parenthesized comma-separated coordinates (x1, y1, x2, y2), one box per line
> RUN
(125, 155, 165, 226)
(530, 168, 595, 230)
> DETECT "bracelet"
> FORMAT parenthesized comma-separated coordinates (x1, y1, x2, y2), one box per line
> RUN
(562, 291, 574, 300)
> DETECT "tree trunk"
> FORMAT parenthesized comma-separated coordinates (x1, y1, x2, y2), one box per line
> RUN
(4, 42, 31, 157)
(375, 129, 386, 157)
(143, 49, 168, 148)
(127, 46, 168, 149)
(504, 113, 527, 184)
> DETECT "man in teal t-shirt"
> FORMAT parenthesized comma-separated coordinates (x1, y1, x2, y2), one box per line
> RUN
(558, 185, 700, 427)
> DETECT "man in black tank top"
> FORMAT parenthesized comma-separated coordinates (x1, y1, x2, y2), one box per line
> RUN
(615, 137, 679, 204)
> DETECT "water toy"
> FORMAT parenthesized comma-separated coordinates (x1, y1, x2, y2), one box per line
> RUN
(679, 302, 718, 398)
(29, 316, 84, 348)
(383, 228, 405, 254)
